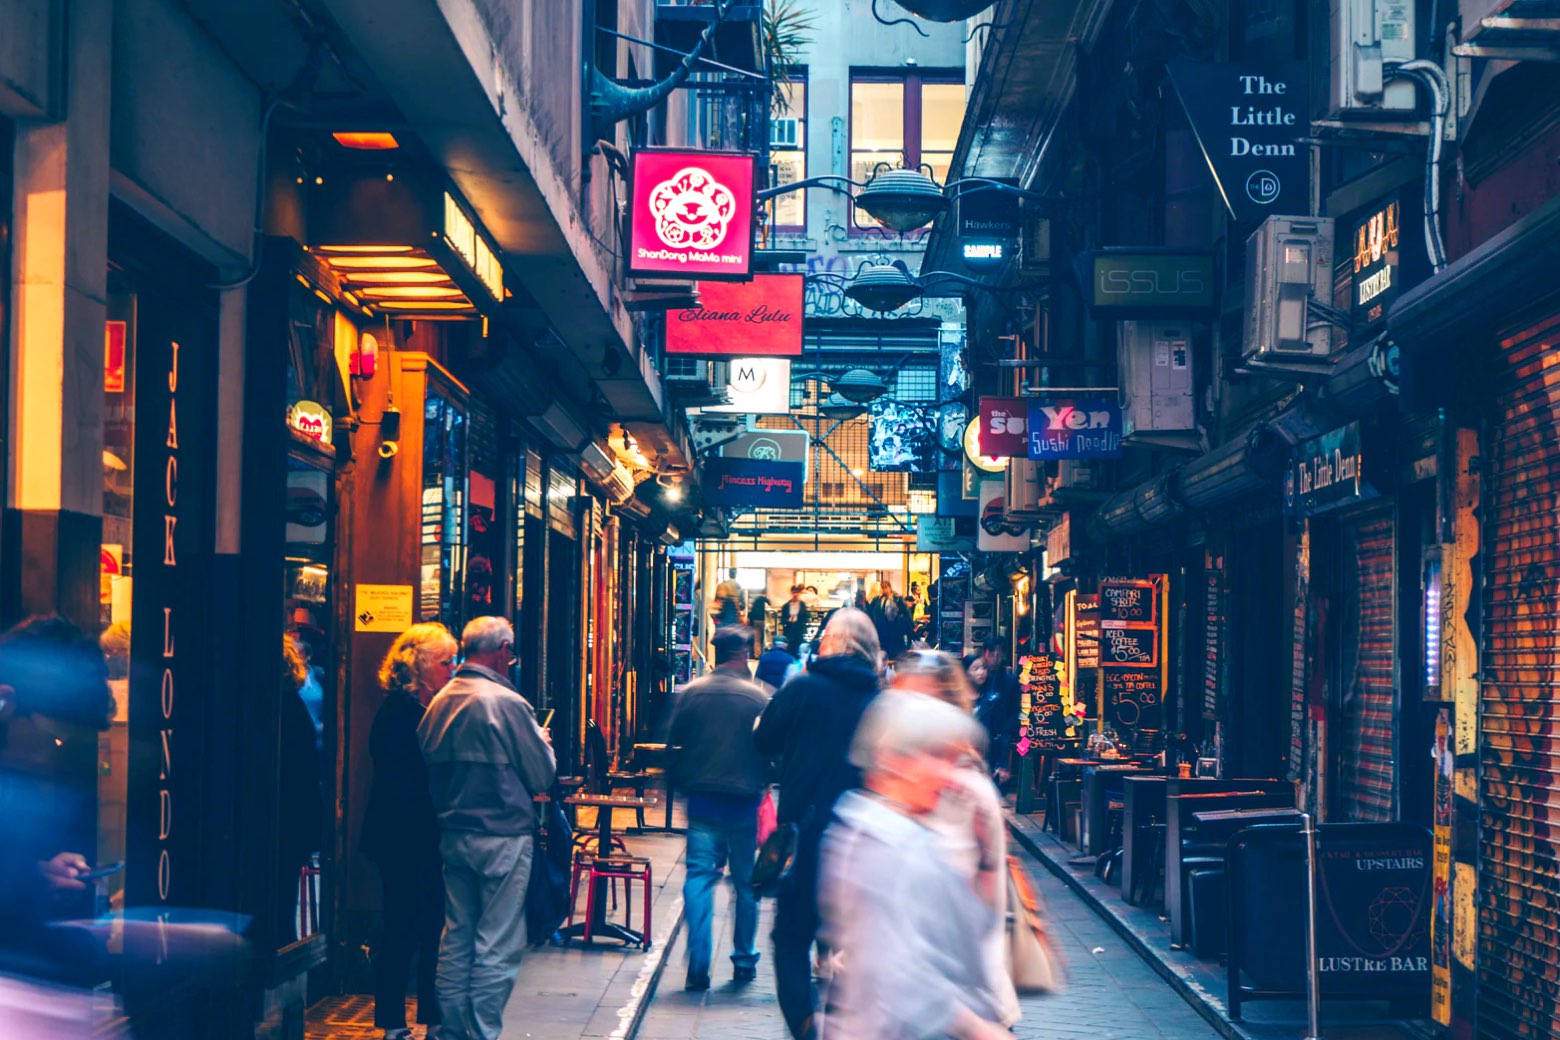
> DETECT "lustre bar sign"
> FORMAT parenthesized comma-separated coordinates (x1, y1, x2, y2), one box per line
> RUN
(665, 274, 803, 355)
(1167, 61, 1308, 225)
(629, 149, 757, 280)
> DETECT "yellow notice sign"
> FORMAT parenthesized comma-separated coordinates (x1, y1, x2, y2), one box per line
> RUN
(355, 584, 413, 633)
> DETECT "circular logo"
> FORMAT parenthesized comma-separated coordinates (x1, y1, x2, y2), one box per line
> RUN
(729, 363, 769, 395)
(1246, 170, 1281, 206)
(747, 437, 783, 461)
(649, 167, 737, 250)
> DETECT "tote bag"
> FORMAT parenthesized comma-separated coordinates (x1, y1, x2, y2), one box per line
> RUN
(1006, 856, 1063, 993)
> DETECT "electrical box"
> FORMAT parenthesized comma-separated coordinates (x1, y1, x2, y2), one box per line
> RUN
(1329, 0, 1417, 116)
(1243, 215, 1338, 368)
(1119, 321, 1195, 438)
(1005, 457, 1046, 519)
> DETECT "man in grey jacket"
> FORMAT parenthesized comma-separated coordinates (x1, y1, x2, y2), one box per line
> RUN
(668, 625, 770, 991)
(419, 617, 556, 1040)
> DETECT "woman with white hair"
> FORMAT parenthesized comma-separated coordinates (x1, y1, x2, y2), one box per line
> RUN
(891, 650, 1020, 1027)
(754, 608, 882, 1040)
(362, 623, 458, 1040)
(818, 692, 1011, 1040)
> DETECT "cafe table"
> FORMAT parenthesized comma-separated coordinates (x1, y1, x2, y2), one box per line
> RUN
(560, 793, 657, 946)
(630, 742, 680, 832)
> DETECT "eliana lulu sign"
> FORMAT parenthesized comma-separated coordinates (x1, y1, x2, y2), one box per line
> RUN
(665, 274, 803, 356)
(1167, 62, 1308, 225)
(629, 149, 756, 280)
(1026, 399, 1124, 460)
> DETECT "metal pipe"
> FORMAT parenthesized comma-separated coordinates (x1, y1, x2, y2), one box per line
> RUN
(1384, 59, 1451, 273)
(1302, 811, 1324, 1040)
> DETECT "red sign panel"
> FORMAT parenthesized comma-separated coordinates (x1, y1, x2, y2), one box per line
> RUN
(629, 149, 756, 280)
(665, 275, 803, 356)
(105, 321, 127, 393)
(978, 396, 1029, 458)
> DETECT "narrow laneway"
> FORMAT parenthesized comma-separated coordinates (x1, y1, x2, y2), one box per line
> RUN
(636, 839, 1225, 1040)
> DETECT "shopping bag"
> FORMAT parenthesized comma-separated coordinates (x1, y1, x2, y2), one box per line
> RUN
(1006, 856, 1063, 993)
(525, 787, 574, 946)
(757, 787, 778, 846)
(750, 821, 798, 898)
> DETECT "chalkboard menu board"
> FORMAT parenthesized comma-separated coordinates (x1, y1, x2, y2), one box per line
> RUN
(1101, 626, 1159, 668)
(1204, 551, 1225, 721)
(1100, 578, 1158, 625)
(1074, 595, 1101, 669)
(1020, 654, 1066, 751)
(1105, 668, 1162, 730)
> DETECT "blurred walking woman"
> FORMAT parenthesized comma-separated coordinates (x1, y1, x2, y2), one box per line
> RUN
(819, 693, 1010, 1040)
(891, 650, 1020, 1027)
(362, 623, 458, 1040)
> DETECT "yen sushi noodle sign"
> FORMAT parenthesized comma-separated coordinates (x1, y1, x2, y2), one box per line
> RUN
(629, 149, 757, 280)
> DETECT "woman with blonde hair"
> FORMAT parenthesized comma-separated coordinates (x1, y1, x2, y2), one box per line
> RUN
(361, 623, 458, 1040)
(891, 648, 1021, 1028)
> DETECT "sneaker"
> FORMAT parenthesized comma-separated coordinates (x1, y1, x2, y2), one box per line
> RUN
(685, 970, 711, 991)
(380, 1030, 412, 1040)
(732, 964, 757, 983)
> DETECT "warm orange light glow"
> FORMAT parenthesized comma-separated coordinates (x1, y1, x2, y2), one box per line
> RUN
(331, 132, 401, 150)
(325, 256, 439, 270)
(375, 300, 475, 311)
(360, 285, 465, 299)
(338, 271, 454, 285)
(315, 245, 415, 254)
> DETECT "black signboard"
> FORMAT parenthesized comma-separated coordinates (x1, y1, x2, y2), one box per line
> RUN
(703, 456, 805, 509)
(1349, 197, 1401, 329)
(1167, 61, 1309, 225)
(1075, 595, 1101, 670)
(1100, 626, 1159, 668)
(1021, 653, 1067, 752)
(1204, 551, 1226, 722)
(1105, 668, 1163, 730)
(1100, 579, 1158, 625)
(1230, 824, 1432, 1003)
(1079, 250, 1216, 317)
(1284, 422, 1367, 517)
(958, 184, 1020, 272)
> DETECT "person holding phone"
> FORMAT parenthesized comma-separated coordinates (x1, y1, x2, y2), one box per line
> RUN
(363, 623, 459, 1040)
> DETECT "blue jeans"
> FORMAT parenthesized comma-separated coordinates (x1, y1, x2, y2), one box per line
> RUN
(684, 813, 761, 976)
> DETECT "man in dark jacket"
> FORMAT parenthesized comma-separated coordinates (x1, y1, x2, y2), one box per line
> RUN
(754, 636, 796, 690)
(965, 638, 1021, 785)
(778, 585, 810, 652)
(668, 626, 770, 991)
(753, 609, 881, 1040)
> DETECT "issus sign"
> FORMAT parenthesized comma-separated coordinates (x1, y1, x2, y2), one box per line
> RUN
(630, 150, 757, 280)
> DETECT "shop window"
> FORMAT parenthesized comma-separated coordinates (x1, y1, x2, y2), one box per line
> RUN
(768, 73, 808, 230)
(420, 389, 468, 629)
(850, 72, 966, 228)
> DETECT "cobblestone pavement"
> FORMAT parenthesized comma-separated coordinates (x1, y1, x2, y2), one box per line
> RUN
(636, 839, 1225, 1040)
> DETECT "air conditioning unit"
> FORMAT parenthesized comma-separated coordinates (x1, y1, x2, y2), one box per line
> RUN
(1329, 0, 1416, 117)
(1119, 321, 1196, 445)
(770, 117, 801, 149)
(1037, 460, 1105, 509)
(1005, 457, 1046, 519)
(1242, 215, 1338, 370)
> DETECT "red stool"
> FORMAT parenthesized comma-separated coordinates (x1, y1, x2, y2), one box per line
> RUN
(582, 855, 652, 949)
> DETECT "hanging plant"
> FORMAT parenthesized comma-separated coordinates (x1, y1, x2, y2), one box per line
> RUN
(764, 0, 817, 113)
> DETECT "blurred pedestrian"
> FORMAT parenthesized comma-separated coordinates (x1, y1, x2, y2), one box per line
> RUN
(278, 638, 324, 944)
(964, 639, 1021, 787)
(872, 595, 913, 661)
(820, 692, 1009, 1040)
(668, 626, 770, 991)
(363, 623, 458, 1040)
(714, 569, 745, 626)
(779, 585, 810, 652)
(891, 650, 1020, 1027)
(748, 591, 771, 653)
(419, 617, 556, 1040)
(755, 636, 796, 691)
(0, 615, 113, 984)
(753, 609, 881, 1040)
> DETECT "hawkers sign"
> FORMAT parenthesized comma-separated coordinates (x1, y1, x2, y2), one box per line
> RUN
(629, 149, 757, 280)
(1167, 62, 1308, 224)
(665, 274, 803, 356)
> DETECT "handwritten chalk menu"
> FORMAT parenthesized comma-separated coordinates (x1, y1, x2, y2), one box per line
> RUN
(1101, 626, 1159, 668)
(1020, 654, 1067, 752)
(1204, 550, 1226, 721)
(1074, 595, 1101, 669)
(1105, 668, 1163, 730)
(1100, 578, 1158, 625)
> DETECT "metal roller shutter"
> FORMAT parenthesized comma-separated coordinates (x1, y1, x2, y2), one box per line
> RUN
(1478, 309, 1560, 1040)
(1338, 505, 1397, 821)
